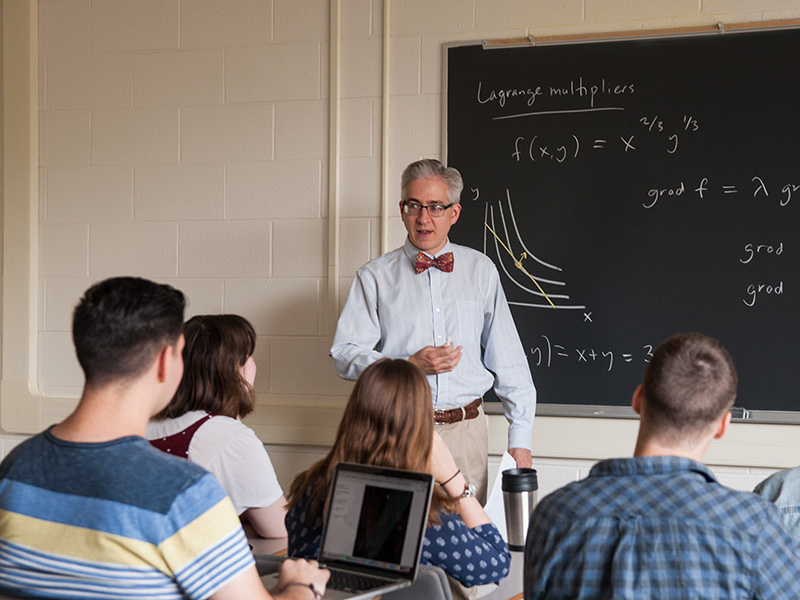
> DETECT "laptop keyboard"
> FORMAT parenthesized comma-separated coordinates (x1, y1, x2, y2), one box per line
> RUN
(328, 569, 391, 593)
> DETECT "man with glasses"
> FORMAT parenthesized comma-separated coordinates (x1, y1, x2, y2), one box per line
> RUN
(331, 159, 536, 503)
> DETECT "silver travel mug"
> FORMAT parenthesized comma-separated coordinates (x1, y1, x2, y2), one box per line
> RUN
(502, 468, 538, 551)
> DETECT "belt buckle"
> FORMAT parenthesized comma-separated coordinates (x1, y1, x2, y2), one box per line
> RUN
(460, 405, 466, 421)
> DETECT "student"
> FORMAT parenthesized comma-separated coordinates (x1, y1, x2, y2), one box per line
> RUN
(0, 277, 328, 600)
(754, 466, 800, 541)
(285, 358, 510, 590)
(148, 314, 287, 538)
(524, 333, 800, 600)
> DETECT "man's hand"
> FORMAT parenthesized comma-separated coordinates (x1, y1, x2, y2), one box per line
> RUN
(408, 343, 462, 375)
(509, 447, 532, 469)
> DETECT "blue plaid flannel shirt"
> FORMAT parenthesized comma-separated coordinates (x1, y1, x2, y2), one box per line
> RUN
(525, 455, 800, 599)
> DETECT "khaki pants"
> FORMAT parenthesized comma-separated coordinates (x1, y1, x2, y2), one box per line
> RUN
(435, 404, 489, 505)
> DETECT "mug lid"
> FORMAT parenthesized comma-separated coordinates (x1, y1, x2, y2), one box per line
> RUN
(502, 467, 538, 492)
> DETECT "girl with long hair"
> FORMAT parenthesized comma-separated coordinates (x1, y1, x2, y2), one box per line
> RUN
(148, 314, 287, 538)
(286, 358, 510, 587)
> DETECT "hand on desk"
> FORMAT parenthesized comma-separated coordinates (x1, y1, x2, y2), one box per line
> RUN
(409, 342, 462, 375)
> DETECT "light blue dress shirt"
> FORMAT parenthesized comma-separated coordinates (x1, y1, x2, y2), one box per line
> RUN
(755, 466, 800, 541)
(330, 238, 536, 450)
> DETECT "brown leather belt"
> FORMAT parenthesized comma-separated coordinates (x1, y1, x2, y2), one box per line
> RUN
(434, 398, 482, 424)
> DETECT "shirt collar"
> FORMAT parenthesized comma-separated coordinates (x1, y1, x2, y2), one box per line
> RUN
(589, 455, 718, 483)
(403, 238, 453, 265)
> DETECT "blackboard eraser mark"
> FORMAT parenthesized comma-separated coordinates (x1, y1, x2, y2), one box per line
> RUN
(730, 406, 751, 419)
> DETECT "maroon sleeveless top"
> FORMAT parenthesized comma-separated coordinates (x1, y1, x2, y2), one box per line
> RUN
(149, 414, 214, 459)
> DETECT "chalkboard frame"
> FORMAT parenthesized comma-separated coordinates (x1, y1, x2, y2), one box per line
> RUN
(443, 19, 800, 424)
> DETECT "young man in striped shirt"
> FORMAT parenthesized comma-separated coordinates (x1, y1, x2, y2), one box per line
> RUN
(0, 277, 327, 600)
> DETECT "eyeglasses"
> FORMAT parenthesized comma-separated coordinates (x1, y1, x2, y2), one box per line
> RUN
(402, 201, 455, 217)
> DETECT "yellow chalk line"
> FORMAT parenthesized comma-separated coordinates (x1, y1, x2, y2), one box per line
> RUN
(485, 222, 556, 309)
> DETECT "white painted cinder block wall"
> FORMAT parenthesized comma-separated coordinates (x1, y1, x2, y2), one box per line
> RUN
(3, 0, 800, 499)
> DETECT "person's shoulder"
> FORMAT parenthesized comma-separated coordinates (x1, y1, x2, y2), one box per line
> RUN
(433, 509, 504, 537)
(4, 431, 47, 457)
(146, 411, 207, 439)
(716, 480, 785, 513)
(109, 436, 220, 506)
(122, 436, 214, 485)
(0, 432, 47, 477)
(533, 477, 595, 522)
(693, 476, 791, 534)
(754, 466, 800, 502)
(450, 242, 493, 261)
(199, 414, 248, 435)
(531, 459, 649, 526)
(450, 243, 499, 275)
(357, 246, 406, 273)
(139, 448, 231, 519)
(193, 415, 262, 450)
(2, 432, 221, 516)
(430, 509, 464, 529)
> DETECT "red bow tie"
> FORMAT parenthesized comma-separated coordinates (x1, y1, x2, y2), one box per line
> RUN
(415, 252, 454, 274)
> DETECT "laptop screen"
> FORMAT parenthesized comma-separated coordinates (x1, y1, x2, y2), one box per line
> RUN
(320, 463, 433, 575)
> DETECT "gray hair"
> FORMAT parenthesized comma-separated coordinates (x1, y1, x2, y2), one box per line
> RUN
(400, 159, 464, 205)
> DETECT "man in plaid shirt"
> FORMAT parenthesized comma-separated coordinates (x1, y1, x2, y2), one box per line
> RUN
(524, 333, 800, 599)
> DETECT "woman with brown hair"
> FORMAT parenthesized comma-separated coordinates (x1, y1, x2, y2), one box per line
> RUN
(148, 314, 287, 538)
(285, 358, 510, 588)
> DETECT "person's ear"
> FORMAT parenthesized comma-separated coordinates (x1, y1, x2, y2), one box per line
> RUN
(156, 342, 183, 384)
(631, 384, 644, 415)
(155, 346, 170, 383)
(713, 410, 732, 439)
(450, 203, 462, 225)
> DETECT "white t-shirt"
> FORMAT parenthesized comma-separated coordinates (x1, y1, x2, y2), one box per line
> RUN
(146, 410, 283, 515)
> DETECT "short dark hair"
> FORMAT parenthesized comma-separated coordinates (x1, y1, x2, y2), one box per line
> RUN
(401, 159, 464, 205)
(155, 314, 256, 420)
(72, 277, 185, 388)
(642, 333, 737, 440)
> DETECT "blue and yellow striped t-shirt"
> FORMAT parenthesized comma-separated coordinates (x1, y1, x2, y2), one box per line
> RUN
(0, 428, 254, 599)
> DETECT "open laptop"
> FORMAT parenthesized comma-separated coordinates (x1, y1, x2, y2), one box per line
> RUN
(263, 462, 434, 600)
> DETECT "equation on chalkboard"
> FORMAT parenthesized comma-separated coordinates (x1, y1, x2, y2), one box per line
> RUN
(445, 25, 800, 419)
